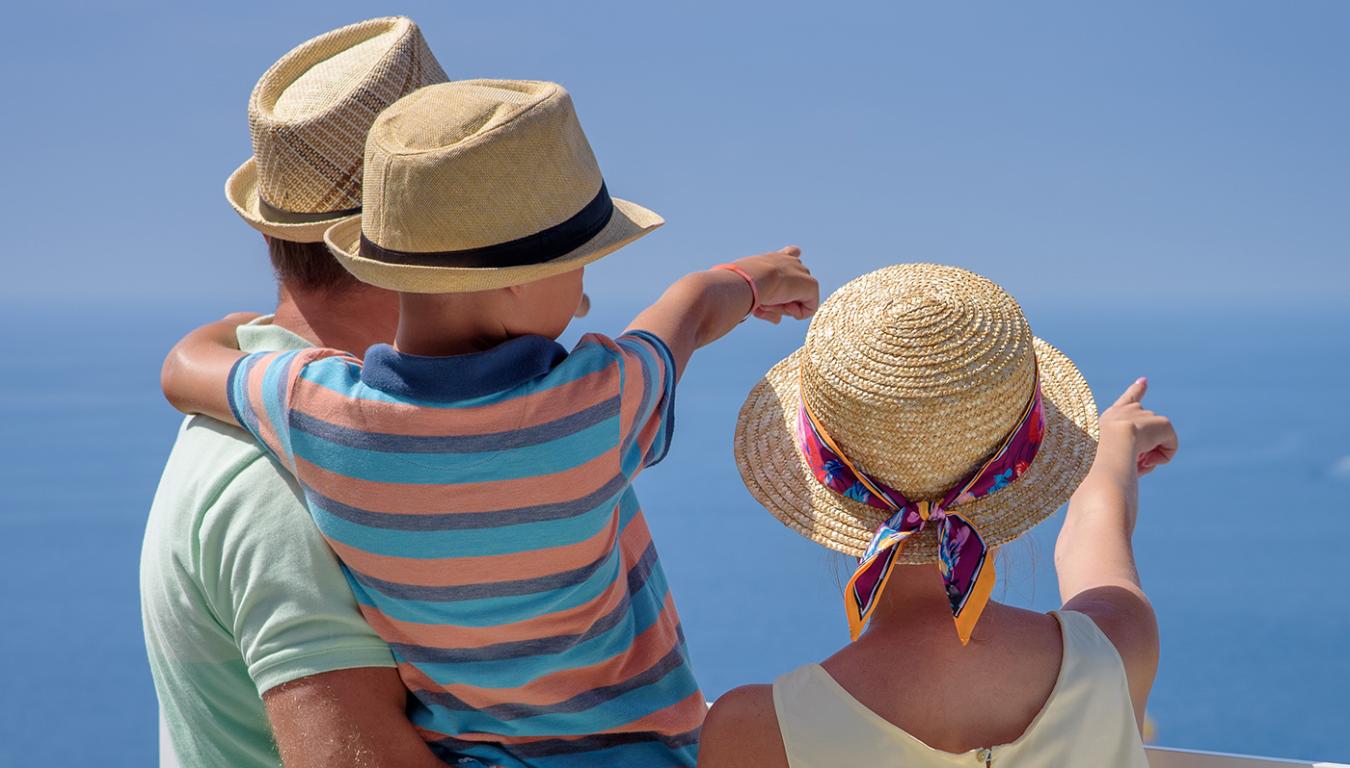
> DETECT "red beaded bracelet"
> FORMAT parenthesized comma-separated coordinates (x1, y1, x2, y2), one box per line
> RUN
(712, 263, 760, 317)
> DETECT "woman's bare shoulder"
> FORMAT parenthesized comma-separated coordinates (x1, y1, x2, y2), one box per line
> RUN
(698, 684, 789, 768)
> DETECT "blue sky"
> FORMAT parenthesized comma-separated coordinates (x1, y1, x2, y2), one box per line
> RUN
(4, 1, 1347, 310)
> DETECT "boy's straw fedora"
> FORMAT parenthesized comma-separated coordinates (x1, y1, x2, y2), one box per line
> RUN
(323, 80, 663, 293)
(734, 264, 1101, 563)
(225, 17, 447, 242)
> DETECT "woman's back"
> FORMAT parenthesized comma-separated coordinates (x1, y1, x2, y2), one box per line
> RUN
(772, 608, 1148, 767)
(700, 266, 1175, 768)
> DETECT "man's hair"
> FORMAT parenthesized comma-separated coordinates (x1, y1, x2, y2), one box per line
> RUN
(267, 237, 359, 292)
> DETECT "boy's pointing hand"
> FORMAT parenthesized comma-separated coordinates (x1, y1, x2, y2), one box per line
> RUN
(733, 246, 820, 324)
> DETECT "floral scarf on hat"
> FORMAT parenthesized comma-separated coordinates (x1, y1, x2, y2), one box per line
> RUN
(796, 371, 1046, 645)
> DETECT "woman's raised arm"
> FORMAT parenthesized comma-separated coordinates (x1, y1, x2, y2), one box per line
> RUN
(1057, 377, 1178, 727)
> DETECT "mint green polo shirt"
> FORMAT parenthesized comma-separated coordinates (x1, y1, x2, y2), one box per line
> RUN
(140, 318, 396, 768)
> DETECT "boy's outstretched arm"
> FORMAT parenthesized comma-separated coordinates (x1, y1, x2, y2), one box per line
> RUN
(625, 246, 819, 377)
(161, 312, 260, 424)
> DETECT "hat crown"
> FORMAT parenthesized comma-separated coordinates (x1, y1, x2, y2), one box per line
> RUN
(247, 17, 447, 216)
(360, 80, 605, 254)
(800, 264, 1038, 499)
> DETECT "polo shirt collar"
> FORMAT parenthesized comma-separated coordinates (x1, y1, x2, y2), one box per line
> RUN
(236, 315, 312, 354)
(360, 335, 568, 401)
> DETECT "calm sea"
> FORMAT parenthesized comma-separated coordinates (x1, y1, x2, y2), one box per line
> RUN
(1, 300, 1346, 765)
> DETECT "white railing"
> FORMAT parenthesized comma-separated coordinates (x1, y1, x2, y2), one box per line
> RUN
(159, 710, 181, 768)
(1147, 746, 1349, 767)
(159, 707, 1345, 767)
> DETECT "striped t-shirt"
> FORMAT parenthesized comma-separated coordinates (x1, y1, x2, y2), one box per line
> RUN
(227, 331, 704, 767)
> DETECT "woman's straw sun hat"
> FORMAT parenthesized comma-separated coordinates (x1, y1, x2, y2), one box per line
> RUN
(225, 17, 447, 242)
(323, 80, 663, 293)
(734, 263, 1101, 563)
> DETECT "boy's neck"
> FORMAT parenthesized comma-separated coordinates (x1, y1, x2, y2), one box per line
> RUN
(271, 282, 400, 356)
(394, 291, 518, 357)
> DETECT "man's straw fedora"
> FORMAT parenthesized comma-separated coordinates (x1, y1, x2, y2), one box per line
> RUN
(734, 264, 1101, 563)
(225, 17, 447, 242)
(323, 80, 663, 293)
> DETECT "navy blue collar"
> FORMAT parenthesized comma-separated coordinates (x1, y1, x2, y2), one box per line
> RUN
(360, 335, 569, 401)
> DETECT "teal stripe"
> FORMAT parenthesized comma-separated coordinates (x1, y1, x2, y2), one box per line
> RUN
(430, 736, 699, 768)
(338, 497, 641, 621)
(228, 354, 262, 445)
(616, 334, 671, 476)
(406, 564, 671, 689)
(344, 543, 625, 627)
(289, 415, 619, 484)
(627, 332, 677, 467)
(259, 351, 301, 465)
(309, 487, 631, 560)
(432, 655, 697, 737)
(530, 742, 699, 768)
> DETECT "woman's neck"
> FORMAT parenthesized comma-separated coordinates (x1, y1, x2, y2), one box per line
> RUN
(862, 559, 1001, 646)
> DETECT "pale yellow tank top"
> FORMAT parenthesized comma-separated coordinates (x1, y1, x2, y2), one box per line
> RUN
(771, 610, 1148, 767)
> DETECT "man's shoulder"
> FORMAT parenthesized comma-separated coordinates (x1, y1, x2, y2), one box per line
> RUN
(146, 415, 305, 545)
(166, 414, 300, 491)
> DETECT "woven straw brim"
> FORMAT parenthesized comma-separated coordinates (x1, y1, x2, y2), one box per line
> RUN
(225, 158, 358, 242)
(733, 338, 1100, 563)
(322, 198, 663, 293)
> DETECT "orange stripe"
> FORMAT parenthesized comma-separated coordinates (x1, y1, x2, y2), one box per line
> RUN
(291, 445, 619, 516)
(332, 507, 626, 589)
(414, 726, 563, 748)
(414, 692, 704, 745)
(617, 345, 646, 446)
(353, 517, 652, 644)
(607, 689, 707, 734)
(244, 352, 286, 459)
(290, 364, 619, 437)
(398, 591, 682, 710)
(360, 568, 624, 649)
(954, 549, 997, 646)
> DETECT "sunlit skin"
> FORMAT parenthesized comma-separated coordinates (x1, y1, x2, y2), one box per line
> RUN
(394, 269, 589, 357)
(161, 246, 819, 425)
(270, 281, 400, 355)
(698, 379, 1177, 767)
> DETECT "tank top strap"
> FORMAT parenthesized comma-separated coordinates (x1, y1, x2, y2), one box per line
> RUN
(1049, 609, 1136, 699)
(1030, 610, 1145, 760)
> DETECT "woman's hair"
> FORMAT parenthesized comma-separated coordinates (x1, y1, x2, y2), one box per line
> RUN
(267, 237, 358, 292)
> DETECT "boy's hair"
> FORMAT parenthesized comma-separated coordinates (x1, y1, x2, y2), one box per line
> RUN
(267, 237, 359, 292)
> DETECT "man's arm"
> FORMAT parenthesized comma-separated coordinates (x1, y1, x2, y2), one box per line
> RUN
(161, 312, 258, 424)
(625, 246, 819, 378)
(264, 668, 444, 768)
(197, 454, 436, 767)
(1057, 377, 1178, 727)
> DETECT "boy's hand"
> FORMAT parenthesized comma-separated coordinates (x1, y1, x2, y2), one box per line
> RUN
(731, 246, 820, 324)
(1099, 377, 1179, 476)
(625, 245, 817, 381)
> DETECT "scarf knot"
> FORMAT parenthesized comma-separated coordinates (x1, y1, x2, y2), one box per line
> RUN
(795, 370, 1046, 645)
